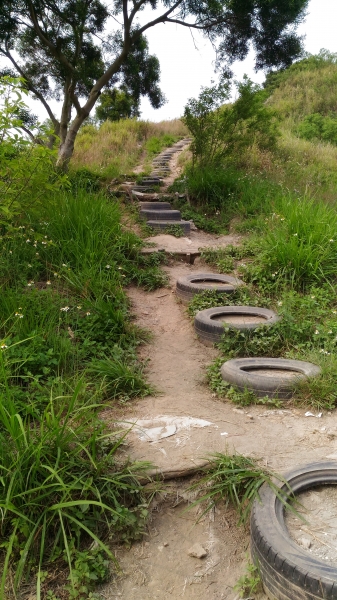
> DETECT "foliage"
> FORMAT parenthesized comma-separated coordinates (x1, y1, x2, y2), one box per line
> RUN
(0, 189, 166, 407)
(0, 0, 308, 165)
(96, 88, 141, 122)
(0, 76, 68, 219)
(183, 78, 278, 168)
(72, 119, 187, 177)
(246, 197, 337, 289)
(0, 383, 150, 597)
(88, 357, 154, 400)
(163, 224, 185, 237)
(172, 199, 228, 233)
(297, 113, 337, 145)
(187, 453, 293, 525)
(145, 134, 177, 156)
(234, 561, 262, 598)
(175, 165, 281, 220)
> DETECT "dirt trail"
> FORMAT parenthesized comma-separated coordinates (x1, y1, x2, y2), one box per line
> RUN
(102, 148, 337, 599)
(102, 256, 337, 600)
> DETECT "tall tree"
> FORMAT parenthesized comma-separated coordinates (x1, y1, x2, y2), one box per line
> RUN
(0, 0, 309, 168)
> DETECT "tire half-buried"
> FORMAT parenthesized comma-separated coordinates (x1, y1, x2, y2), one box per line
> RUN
(251, 462, 337, 600)
(194, 305, 280, 344)
(220, 357, 321, 398)
(176, 273, 244, 303)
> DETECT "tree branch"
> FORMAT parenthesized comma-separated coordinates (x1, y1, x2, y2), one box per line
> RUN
(27, 0, 75, 74)
(132, 0, 184, 39)
(2, 46, 60, 132)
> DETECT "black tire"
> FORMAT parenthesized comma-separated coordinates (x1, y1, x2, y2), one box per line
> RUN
(131, 185, 157, 193)
(220, 357, 321, 398)
(194, 306, 280, 344)
(140, 209, 181, 221)
(139, 202, 172, 210)
(146, 220, 191, 234)
(176, 273, 244, 304)
(251, 462, 337, 599)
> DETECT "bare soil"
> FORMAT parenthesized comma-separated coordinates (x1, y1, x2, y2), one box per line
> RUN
(101, 147, 337, 599)
(101, 254, 337, 599)
(285, 485, 337, 566)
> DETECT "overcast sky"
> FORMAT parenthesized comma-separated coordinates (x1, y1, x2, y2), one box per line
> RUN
(10, 0, 337, 123)
(140, 0, 337, 121)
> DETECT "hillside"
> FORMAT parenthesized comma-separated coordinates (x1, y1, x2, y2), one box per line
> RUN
(252, 52, 337, 201)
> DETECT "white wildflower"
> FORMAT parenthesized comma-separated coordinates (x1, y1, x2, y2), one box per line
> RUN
(60, 306, 70, 312)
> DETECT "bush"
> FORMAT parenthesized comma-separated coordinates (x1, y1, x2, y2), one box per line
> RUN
(183, 78, 278, 169)
(298, 113, 337, 145)
(0, 77, 68, 220)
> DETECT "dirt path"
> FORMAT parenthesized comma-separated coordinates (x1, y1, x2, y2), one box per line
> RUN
(102, 252, 337, 600)
(101, 145, 337, 600)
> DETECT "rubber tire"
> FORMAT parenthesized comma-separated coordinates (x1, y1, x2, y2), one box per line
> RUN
(220, 357, 321, 398)
(140, 209, 181, 221)
(176, 273, 244, 304)
(139, 202, 172, 210)
(146, 220, 191, 234)
(131, 185, 157, 192)
(251, 462, 337, 600)
(194, 305, 280, 344)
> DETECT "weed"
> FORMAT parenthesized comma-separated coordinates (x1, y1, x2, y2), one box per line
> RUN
(187, 453, 294, 525)
(88, 356, 154, 400)
(207, 358, 282, 408)
(234, 560, 262, 598)
(164, 224, 185, 237)
(250, 197, 337, 289)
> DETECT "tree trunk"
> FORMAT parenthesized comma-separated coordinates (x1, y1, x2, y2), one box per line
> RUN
(56, 112, 87, 169)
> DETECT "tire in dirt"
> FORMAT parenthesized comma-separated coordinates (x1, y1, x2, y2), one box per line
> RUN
(140, 209, 181, 221)
(139, 202, 172, 210)
(146, 220, 191, 234)
(194, 305, 280, 344)
(220, 357, 321, 398)
(251, 462, 337, 599)
(175, 273, 244, 304)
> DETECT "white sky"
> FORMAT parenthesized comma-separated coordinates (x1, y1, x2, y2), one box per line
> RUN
(7, 0, 337, 123)
(140, 0, 337, 121)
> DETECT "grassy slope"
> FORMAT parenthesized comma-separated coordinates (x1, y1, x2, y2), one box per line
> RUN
(71, 118, 188, 177)
(247, 54, 337, 202)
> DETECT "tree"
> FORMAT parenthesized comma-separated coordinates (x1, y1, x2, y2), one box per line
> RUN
(0, 0, 309, 168)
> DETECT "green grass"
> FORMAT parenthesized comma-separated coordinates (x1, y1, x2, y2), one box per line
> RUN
(187, 453, 294, 525)
(249, 196, 337, 289)
(0, 381, 151, 598)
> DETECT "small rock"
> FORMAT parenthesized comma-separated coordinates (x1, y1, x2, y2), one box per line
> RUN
(247, 414, 254, 420)
(187, 543, 208, 559)
(299, 536, 311, 549)
(163, 542, 169, 547)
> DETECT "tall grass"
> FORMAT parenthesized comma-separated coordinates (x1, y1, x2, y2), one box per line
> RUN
(0, 380, 150, 597)
(0, 189, 166, 407)
(257, 196, 337, 288)
(71, 118, 187, 177)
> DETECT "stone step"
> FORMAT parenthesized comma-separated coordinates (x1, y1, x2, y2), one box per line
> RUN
(146, 220, 191, 234)
(139, 202, 172, 210)
(140, 209, 181, 221)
